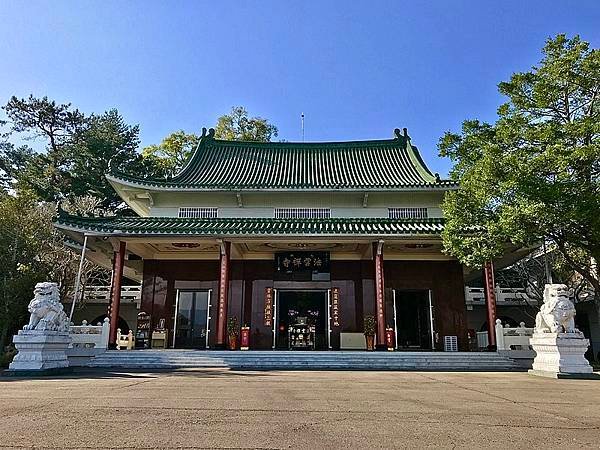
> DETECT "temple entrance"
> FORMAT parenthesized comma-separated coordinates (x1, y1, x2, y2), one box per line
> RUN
(173, 290, 211, 349)
(393, 290, 433, 350)
(275, 290, 329, 350)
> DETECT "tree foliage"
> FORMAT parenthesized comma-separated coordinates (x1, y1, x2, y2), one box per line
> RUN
(141, 130, 200, 179)
(140, 107, 278, 176)
(70, 109, 143, 208)
(1, 96, 147, 208)
(214, 106, 278, 142)
(0, 193, 110, 353)
(0, 96, 146, 355)
(2, 96, 86, 200)
(440, 35, 600, 305)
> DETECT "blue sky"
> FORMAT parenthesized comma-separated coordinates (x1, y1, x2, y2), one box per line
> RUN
(1, 1, 598, 175)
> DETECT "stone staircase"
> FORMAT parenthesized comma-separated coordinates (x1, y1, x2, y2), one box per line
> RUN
(87, 350, 521, 371)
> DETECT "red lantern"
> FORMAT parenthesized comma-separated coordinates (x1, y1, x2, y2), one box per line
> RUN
(385, 327, 395, 351)
(240, 327, 250, 351)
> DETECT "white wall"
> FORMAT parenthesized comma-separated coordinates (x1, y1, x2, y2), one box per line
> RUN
(149, 191, 446, 219)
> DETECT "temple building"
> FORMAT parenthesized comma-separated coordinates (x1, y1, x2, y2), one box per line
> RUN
(55, 127, 504, 351)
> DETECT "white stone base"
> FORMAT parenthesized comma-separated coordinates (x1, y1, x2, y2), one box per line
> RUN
(529, 332, 593, 377)
(8, 330, 71, 371)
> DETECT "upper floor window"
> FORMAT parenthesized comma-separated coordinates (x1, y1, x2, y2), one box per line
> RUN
(274, 208, 331, 219)
(388, 207, 428, 219)
(178, 207, 218, 219)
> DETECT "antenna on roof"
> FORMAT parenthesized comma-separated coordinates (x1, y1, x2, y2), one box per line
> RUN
(301, 112, 305, 142)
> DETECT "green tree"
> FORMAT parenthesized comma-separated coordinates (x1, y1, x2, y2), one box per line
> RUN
(0, 195, 64, 352)
(439, 35, 600, 315)
(0, 193, 110, 356)
(141, 107, 278, 176)
(1, 97, 145, 209)
(70, 109, 143, 209)
(215, 106, 278, 141)
(2, 96, 86, 200)
(141, 130, 200, 178)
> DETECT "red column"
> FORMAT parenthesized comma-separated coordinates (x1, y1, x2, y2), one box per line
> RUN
(484, 260, 497, 349)
(106, 254, 116, 321)
(373, 241, 386, 349)
(108, 241, 126, 348)
(216, 241, 231, 348)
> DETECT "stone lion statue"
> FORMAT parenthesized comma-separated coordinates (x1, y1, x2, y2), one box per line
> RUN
(534, 284, 577, 334)
(23, 282, 70, 332)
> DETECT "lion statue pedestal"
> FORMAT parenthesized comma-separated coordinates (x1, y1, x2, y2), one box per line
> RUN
(8, 282, 72, 373)
(528, 284, 594, 379)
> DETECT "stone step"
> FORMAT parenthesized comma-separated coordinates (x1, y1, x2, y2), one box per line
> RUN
(89, 364, 517, 371)
(91, 356, 514, 363)
(87, 350, 519, 371)
(93, 351, 508, 358)
(90, 360, 515, 367)
(89, 357, 506, 364)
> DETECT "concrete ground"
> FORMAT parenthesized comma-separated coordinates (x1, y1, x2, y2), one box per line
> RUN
(0, 370, 599, 449)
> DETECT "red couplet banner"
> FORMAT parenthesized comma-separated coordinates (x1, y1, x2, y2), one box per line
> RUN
(264, 287, 273, 327)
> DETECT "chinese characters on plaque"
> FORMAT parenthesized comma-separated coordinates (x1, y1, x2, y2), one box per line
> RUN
(275, 252, 330, 274)
(264, 287, 273, 326)
(331, 287, 340, 327)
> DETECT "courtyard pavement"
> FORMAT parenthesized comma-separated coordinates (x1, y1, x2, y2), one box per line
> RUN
(0, 369, 599, 449)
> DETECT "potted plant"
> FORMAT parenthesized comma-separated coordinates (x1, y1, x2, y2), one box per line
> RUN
(227, 316, 240, 350)
(364, 315, 376, 351)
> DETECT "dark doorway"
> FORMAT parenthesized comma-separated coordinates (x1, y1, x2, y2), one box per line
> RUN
(394, 290, 432, 350)
(174, 290, 210, 349)
(276, 290, 328, 350)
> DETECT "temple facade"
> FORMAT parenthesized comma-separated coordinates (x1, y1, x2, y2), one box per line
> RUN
(55, 127, 485, 351)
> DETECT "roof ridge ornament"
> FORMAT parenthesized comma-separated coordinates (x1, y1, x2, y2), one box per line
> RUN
(56, 201, 67, 219)
(393, 128, 410, 141)
(200, 127, 215, 138)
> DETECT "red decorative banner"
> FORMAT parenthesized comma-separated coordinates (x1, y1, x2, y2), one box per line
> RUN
(331, 287, 340, 327)
(374, 242, 386, 345)
(216, 242, 231, 345)
(264, 287, 273, 327)
(240, 327, 250, 350)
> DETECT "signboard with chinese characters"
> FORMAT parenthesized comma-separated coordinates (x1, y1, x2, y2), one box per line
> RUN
(275, 252, 330, 274)
(331, 287, 340, 327)
(264, 287, 273, 327)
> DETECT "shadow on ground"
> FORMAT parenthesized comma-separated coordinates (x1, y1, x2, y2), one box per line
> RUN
(0, 367, 274, 381)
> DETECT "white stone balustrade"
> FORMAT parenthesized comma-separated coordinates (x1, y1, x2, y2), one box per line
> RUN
(69, 318, 110, 349)
(495, 319, 533, 351)
(465, 286, 535, 306)
(79, 285, 142, 306)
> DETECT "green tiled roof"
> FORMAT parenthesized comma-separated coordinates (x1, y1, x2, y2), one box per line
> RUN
(108, 128, 456, 191)
(55, 214, 445, 237)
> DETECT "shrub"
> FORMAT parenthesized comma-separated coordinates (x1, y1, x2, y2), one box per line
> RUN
(363, 315, 376, 336)
(227, 316, 239, 337)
